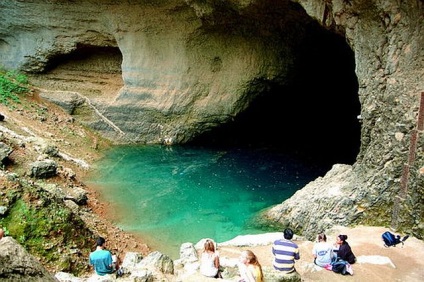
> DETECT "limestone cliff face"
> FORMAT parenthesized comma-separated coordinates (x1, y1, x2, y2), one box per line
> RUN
(1, 0, 309, 144)
(281, 0, 424, 239)
(0, 0, 423, 238)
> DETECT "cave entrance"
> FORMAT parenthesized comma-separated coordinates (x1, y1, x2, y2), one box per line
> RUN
(189, 24, 360, 168)
(28, 45, 123, 101)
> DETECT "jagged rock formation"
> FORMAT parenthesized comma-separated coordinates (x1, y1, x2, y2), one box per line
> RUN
(0, 0, 422, 240)
(263, 0, 424, 240)
(0, 237, 57, 281)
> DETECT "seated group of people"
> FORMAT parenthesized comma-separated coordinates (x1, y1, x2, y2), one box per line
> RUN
(200, 228, 356, 281)
(90, 228, 355, 281)
(312, 233, 356, 267)
(200, 238, 264, 282)
(200, 228, 301, 282)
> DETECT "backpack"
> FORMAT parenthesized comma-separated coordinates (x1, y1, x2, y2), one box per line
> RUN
(382, 231, 409, 247)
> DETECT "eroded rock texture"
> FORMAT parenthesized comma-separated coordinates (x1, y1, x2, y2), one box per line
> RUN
(0, 237, 57, 281)
(0, 0, 423, 238)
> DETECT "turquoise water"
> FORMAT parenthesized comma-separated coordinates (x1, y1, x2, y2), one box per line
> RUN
(86, 145, 327, 259)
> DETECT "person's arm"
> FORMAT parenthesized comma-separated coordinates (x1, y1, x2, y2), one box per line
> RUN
(312, 244, 317, 258)
(106, 251, 114, 270)
(112, 254, 119, 269)
(294, 247, 300, 260)
(238, 262, 248, 281)
(245, 265, 256, 282)
(294, 253, 300, 260)
(214, 254, 220, 269)
(329, 246, 335, 259)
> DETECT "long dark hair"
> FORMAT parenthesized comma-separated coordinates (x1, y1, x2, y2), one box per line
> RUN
(338, 234, 348, 244)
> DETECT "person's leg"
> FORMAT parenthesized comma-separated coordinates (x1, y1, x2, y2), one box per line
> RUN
(112, 254, 118, 271)
(215, 270, 223, 278)
(112, 254, 124, 277)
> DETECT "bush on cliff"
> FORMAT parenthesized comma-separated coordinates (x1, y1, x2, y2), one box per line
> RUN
(0, 68, 29, 106)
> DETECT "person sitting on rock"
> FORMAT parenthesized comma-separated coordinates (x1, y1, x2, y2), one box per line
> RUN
(89, 236, 121, 276)
(312, 233, 334, 267)
(199, 239, 221, 278)
(238, 249, 264, 282)
(334, 234, 356, 264)
(272, 228, 300, 274)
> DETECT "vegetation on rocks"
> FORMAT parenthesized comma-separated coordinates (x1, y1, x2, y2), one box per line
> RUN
(0, 177, 94, 274)
(0, 70, 112, 276)
(0, 68, 29, 106)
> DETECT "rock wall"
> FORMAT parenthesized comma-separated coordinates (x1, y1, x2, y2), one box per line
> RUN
(0, 0, 423, 238)
(265, 0, 424, 239)
(0, 237, 57, 281)
(0, 0, 309, 144)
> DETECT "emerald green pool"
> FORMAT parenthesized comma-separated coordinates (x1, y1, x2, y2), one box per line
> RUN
(86, 145, 327, 259)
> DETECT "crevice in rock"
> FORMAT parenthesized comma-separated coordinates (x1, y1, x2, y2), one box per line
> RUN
(44, 45, 122, 74)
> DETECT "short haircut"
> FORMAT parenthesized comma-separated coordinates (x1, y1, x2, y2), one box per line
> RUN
(283, 228, 294, 240)
(96, 237, 106, 246)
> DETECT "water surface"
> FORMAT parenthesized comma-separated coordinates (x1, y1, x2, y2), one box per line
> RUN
(86, 145, 327, 258)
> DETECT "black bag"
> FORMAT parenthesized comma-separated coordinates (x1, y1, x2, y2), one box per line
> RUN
(382, 231, 409, 247)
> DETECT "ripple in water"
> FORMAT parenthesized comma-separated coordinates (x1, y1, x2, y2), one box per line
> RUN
(86, 145, 326, 259)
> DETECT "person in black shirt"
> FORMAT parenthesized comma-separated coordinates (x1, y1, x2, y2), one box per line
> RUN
(334, 234, 356, 264)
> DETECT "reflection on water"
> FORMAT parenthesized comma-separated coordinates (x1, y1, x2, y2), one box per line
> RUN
(86, 145, 326, 259)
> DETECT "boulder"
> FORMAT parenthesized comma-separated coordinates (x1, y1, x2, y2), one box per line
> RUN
(29, 159, 58, 178)
(0, 141, 13, 164)
(0, 236, 58, 281)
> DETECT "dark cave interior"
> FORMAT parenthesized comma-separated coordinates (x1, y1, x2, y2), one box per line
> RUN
(188, 25, 361, 168)
(38, 5, 361, 169)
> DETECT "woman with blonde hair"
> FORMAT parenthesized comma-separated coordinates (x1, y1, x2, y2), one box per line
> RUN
(238, 250, 264, 282)
(200, 239, 221, 278)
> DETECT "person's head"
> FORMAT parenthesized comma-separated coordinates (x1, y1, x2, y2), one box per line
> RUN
(336, 234, 348, 245)
(96, 236, 106, 248)
(240, 250, 260, 266)
(0, 228, 4, 239)
(283, 228, 294, 240)
(240, 250, 263, 280)
(203, 239, 216, 252)
(317, 233, 327, 242)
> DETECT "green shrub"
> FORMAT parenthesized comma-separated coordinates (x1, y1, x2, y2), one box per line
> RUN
(0, 69, 29, 106)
